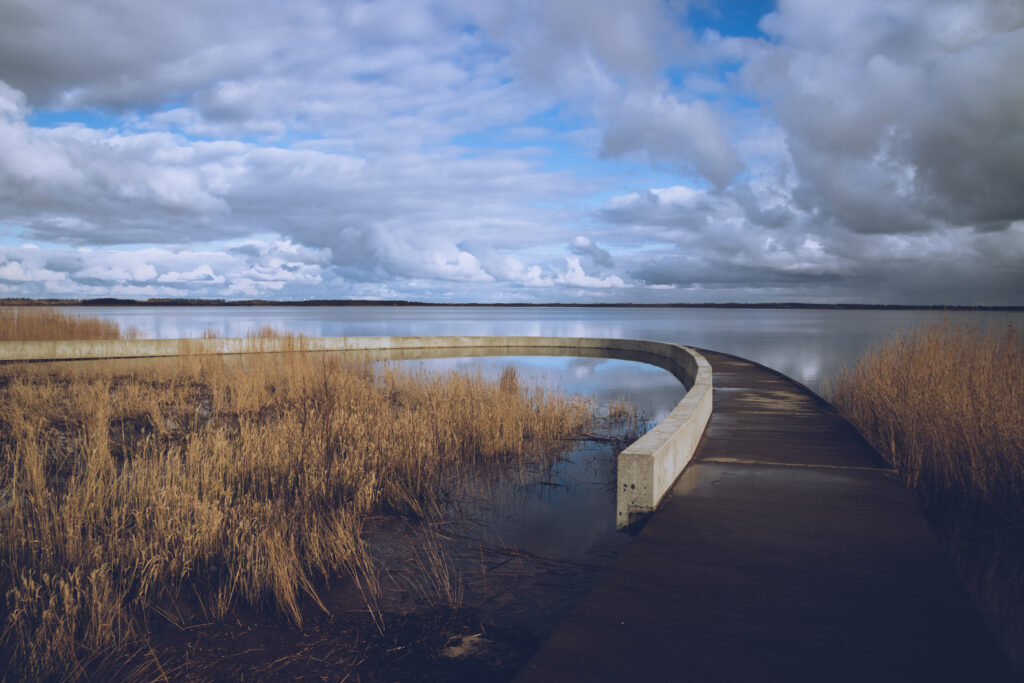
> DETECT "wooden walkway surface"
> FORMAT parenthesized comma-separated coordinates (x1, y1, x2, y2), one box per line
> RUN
(515, 349, 1013, 682)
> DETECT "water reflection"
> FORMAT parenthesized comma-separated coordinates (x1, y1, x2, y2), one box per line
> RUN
(393, 354, 685, 423)
(67, 305, 1024, 393)
(382, 354, 682, 553)
(356, 354, 683, 630)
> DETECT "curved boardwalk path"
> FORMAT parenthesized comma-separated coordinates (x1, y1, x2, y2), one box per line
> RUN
(515, 349, 1013, 682)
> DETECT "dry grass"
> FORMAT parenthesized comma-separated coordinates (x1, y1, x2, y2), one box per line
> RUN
(829, 320, 1024, 671)
(0, 341, 594, 680)
(828, 319, 1024, 515)
(0, 306, 134, 342)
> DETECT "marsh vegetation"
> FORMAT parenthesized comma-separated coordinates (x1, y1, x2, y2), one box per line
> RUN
(0, 306, 134, 342)
(829, 320, 1024, 669)
(0, 312, 645, 680)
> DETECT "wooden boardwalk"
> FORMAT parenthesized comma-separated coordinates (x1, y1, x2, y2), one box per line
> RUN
(515, 349, 1013, 682)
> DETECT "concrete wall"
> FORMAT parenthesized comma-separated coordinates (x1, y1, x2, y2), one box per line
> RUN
(0, 335, 712, 528)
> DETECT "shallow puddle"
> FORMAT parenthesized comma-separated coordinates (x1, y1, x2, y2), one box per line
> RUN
(337, 354, 686, 634)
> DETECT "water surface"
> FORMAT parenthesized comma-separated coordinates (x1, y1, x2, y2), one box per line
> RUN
(357, 354, 684, 630)
(71, 305, 1024, 393)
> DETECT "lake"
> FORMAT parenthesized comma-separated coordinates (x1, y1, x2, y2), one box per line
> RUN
(68, 306, 1024, 394)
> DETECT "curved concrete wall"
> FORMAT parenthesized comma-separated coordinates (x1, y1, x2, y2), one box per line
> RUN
(0, 335, 712, 528)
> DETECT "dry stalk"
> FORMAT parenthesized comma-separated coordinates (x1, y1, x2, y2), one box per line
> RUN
(0, 335, 593, 679)
(828, 319, 1024, 514)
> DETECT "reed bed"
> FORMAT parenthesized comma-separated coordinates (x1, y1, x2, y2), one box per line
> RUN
(828, 320, 1024, 516)
(0, 306, 133, 341)
(829, 319, 1024, 670)
(0, 342, 594, 680)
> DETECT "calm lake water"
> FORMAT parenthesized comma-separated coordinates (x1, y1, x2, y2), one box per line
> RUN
(366, 356, 674, 630)
(69, 306, 1024, 394)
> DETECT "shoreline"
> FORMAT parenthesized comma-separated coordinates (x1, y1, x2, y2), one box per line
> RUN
(3, 298, 1023, 311)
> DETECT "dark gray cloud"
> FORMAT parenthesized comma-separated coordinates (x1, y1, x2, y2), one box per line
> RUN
(581, 0, 1024, 304)
(743, 0, 1024, 234)
(569, 236, 614, 268)
(599, 95, 744, 189)
(598, 175, 1024, 304)
(0, 0, 273, 108)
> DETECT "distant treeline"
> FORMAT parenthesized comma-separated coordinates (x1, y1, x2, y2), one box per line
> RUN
(2, 297, 1023, 311)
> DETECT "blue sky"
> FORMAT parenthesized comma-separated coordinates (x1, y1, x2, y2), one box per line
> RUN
(0, 0, 1022, 304)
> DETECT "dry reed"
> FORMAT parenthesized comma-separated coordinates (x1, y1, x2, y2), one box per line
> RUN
(0, 306, 133, 341)
(828, 319, 1024, 516)
(829, 320, 1024, 671)
(0, 341, 593, 680)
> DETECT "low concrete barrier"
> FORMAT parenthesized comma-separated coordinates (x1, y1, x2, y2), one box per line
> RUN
(0, 335, 712, 528)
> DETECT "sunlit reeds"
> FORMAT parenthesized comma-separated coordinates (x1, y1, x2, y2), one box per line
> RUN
(0, 306, 133, 341)
(828, 319, 1024, 515)
(0, 341, 593, 679)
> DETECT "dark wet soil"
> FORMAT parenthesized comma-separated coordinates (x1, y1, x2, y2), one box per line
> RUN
(105, 430, 641, 682)
(133, 604, 543, 682)
(112, 514, 617, 681)
(924, 501, 1024, 675)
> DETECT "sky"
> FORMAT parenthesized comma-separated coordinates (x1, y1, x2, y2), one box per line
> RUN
(0, 0, 1022, 304)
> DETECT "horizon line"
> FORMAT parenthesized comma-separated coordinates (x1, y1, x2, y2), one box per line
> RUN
(3, 297, 1023, 311)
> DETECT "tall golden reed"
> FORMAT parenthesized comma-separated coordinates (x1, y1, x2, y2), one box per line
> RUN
(0, 341, 593, 679)
(0, 306, 132, 341)
(829, 319, 1024, 514)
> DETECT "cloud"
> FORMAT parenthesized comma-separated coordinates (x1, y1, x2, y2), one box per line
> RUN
(600, 94, 744, 188)
(570, 236, 614, 268)
(0, 259, 66, 282)
(582, 0, 1024, 304)
(556, 256, 625, 289)
(603, 182, 851, 286)
(77, 262, 158, 282)
(459, 0, 676, 94)
(0, 239, 333, 299)
(598, 178, 1024, 304)
(463, 0, 743, 189)
(743, 0, 1024, 233)
(156, 265, 224, 284)
(0, 88, 241, 243)
(0, 0, 302, 109)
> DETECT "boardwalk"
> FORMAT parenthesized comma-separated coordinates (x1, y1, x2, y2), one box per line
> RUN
(515, 349, 1013, 682)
